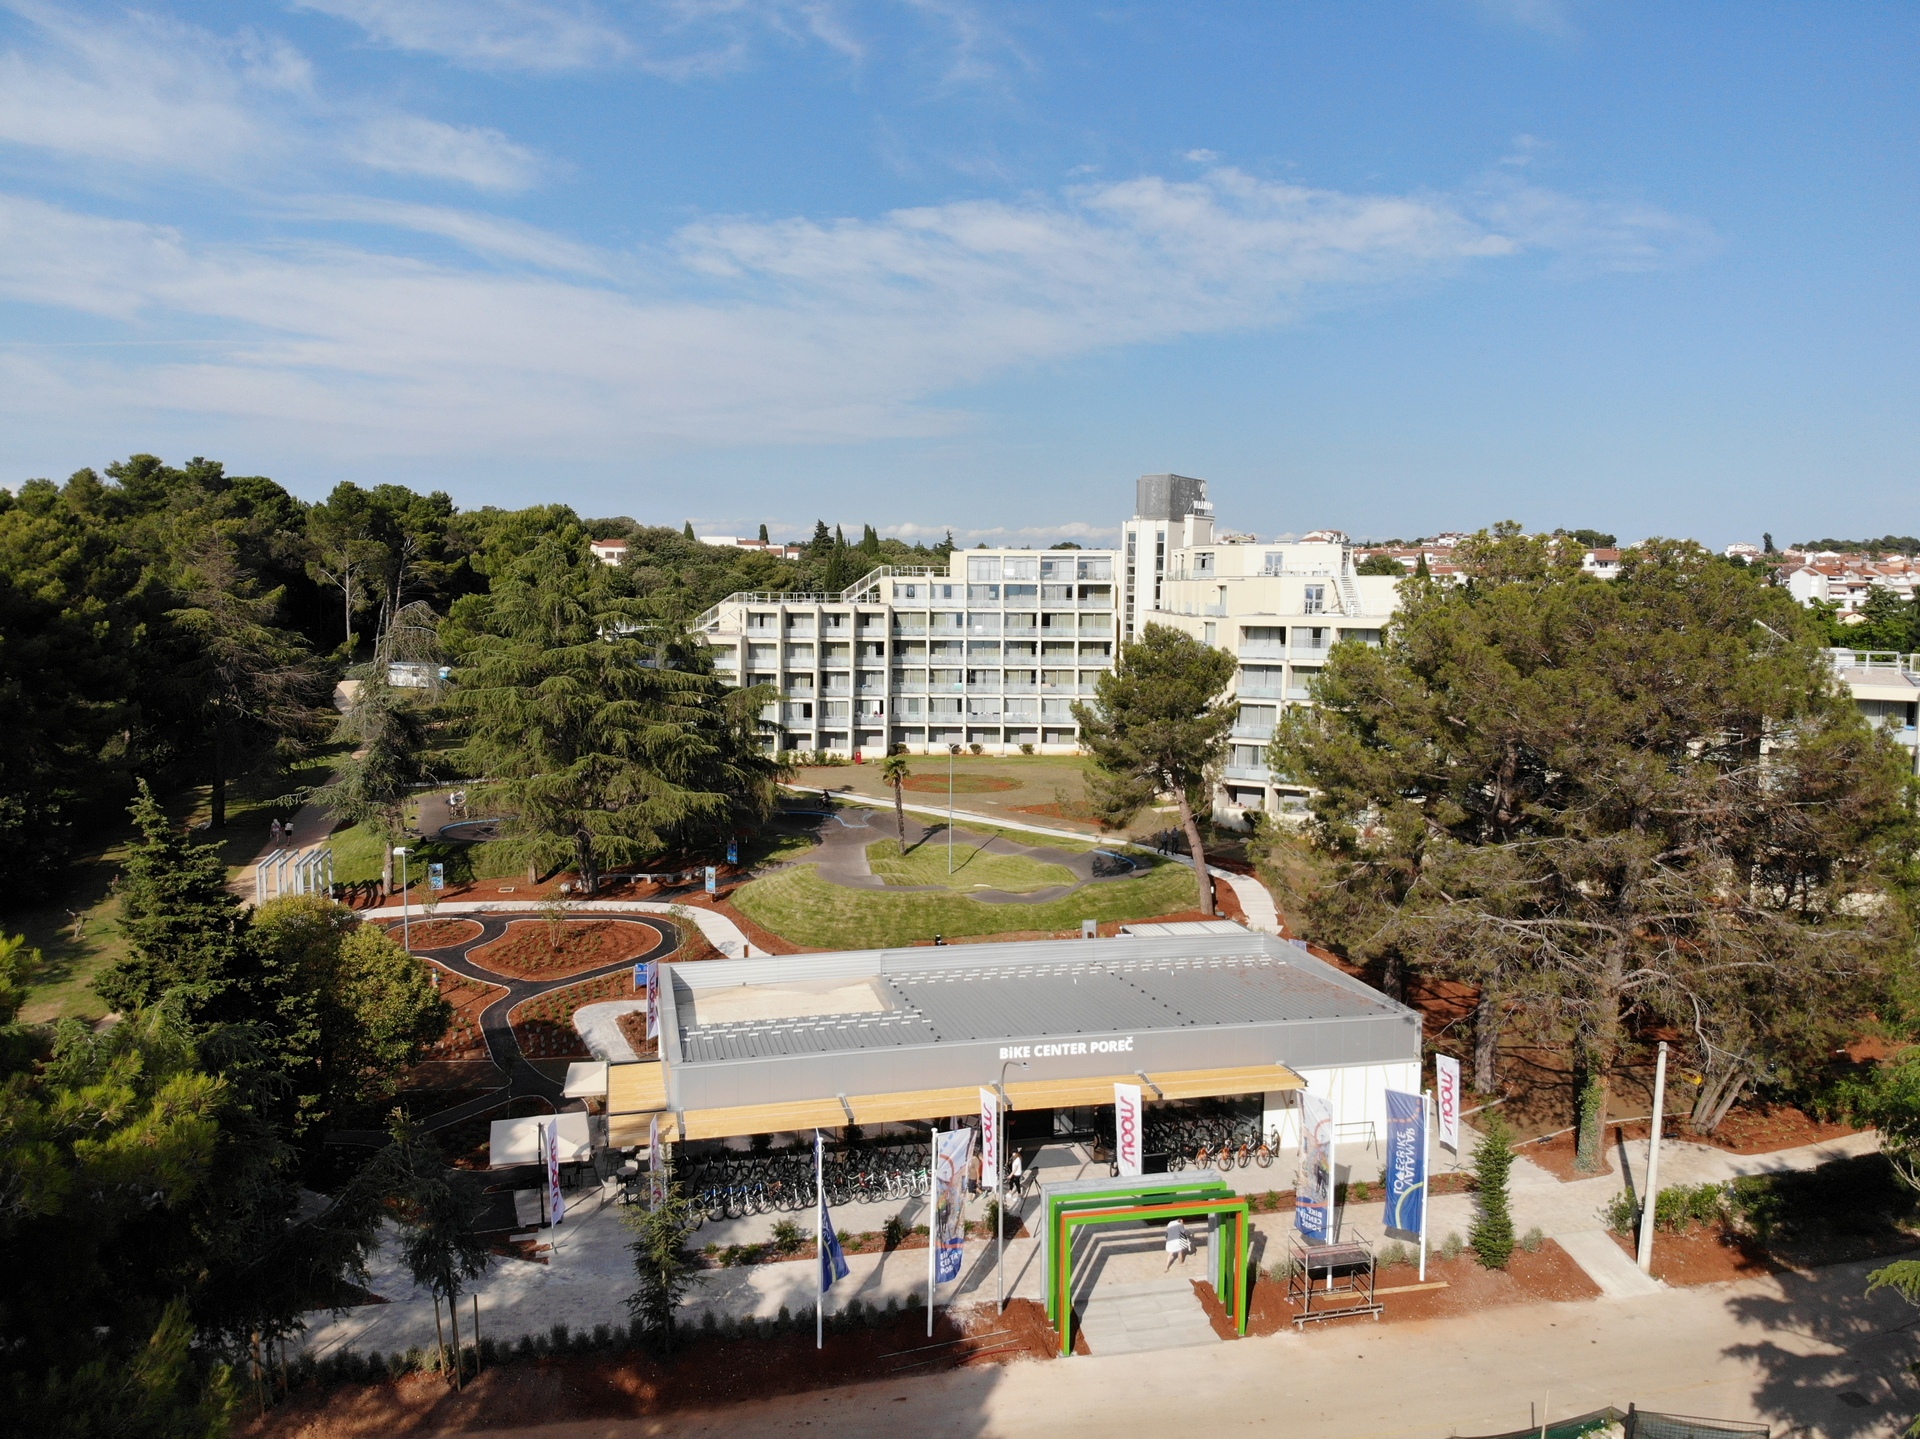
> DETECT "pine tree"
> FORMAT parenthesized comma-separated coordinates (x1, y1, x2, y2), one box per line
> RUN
(758, 523, 770, 544)
(1470, 1115, 1516, 1268)
(95, 780, 251, 1018)
(860, 524, 881, 556)
(1413, 552, 1431, 578)
(682, 521, 695, 541)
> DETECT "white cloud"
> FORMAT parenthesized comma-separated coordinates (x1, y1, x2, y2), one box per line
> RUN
(348, 115, 544, 191)
(0, 166, 1710, 461)
(282, 196, 608, 273)
(1464, 0, 1579, 40)
(0, 4, 306, 175)
(293, 0, 633, 72)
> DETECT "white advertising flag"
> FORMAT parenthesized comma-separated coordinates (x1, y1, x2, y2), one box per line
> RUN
(979, 1087, 1001, 1191)
(644, 960, 660, 1041)
(1434, 1054, 1462, 1152)
(1114, 1083, 1143, 1177)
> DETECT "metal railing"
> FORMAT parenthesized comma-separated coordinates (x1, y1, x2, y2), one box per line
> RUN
(1223, 763, 1271, 782)
(1831, 649, 1920, 673)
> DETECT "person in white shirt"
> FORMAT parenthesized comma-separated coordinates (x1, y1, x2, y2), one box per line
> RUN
(1164, 1218, 1191, 1270)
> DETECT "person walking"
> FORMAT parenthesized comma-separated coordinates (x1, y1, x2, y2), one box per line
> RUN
(1163, 1217, 1191, 1271)
(270, 818, 283, 849)
(1009, 1149, 1024, 1197)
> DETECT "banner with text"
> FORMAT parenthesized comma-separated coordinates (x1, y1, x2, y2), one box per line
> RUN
(1295, 1092, 1334, 1242)
(1435, 1055, 1462, 1151)
(1114, 1083, 1144, 1177)
(980, 1087, 1001, 1191)
(644, 961, 660, 1041)
(647, 1113, 664, 1207)
(1383, 1090, 1428, 1234)
(933, 1128, 975, 1284)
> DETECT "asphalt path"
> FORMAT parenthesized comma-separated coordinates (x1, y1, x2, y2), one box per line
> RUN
(325, 914, 681, 1145)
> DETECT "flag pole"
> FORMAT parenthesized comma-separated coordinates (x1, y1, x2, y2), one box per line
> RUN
(815, 1128, 824, 1350)
(995, 1096, 1006, 1314)
(928, 1123, 937, 1337)
(1419, 1090, 1431, 1283)
(1637, 1042, 1669, 1273)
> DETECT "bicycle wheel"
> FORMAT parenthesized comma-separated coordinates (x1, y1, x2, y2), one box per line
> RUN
(1254, 1143, 1273, 1168)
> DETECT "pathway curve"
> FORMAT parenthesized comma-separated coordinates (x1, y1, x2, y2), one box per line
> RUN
(776, 808, 1148, 906)
(325, 910, 684, 1146)
(797, 784, 1287, 930)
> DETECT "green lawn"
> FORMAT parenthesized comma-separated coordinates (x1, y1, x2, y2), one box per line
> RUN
(328, 820, 525, 887)
(731, 854, 1200, 950)
(865, 838, 1076, 893)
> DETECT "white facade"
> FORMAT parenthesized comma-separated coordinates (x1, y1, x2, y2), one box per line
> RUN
(697, 548, 1118, 756)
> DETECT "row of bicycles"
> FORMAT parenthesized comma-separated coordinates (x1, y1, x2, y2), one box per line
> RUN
(1138, 1116, 1282, 1172)
(678, 1139, 934, 1225)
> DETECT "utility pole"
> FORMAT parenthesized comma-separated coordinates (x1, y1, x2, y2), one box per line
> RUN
(1636, 1041, 1668, 1272)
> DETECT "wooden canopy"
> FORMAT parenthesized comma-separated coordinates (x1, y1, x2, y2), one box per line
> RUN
(605, 1060, 1304, 1143)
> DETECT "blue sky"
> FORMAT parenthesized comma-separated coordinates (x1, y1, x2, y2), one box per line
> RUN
(0, 1, 1914, 547)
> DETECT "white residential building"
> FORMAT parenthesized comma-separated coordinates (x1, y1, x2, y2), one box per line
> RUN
(1119, 474, 1214, 645)
(695, 548, 1118, 756)
(588, 538, 630, 565)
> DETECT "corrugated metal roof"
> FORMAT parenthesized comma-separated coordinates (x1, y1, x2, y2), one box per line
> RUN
(673, 947, 1393, 1062)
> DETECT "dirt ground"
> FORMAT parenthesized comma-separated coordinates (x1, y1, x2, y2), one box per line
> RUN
(470, 919, 666, 979)
(247, 1302, 1058, 1439)
(1521, 1107, 1866, 1183)
(421, 967, 506, 1062)
(1190, 1240, 1600, 1340)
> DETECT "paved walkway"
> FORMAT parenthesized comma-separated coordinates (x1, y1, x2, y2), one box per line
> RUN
(507, 1254, 1920, 1439)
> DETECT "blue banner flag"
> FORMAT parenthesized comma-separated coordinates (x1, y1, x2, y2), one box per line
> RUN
(727, 838, 739, 866)
(1383, 1090, 1427, 1234)
(816, 1132, 850, 1293)
(1295, 1092, 1334, 1242)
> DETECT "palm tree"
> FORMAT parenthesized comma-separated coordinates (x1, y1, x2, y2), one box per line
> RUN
(880, 752, 912, 848)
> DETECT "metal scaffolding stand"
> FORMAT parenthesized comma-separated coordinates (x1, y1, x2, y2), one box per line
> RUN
(1287, 1229, 1382, 1327)
(255, 847, 335, 905)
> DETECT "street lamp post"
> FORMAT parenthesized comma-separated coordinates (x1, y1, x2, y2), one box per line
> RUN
(948, 743, 956, 876)
(393, 846, 411, 951)
(996, 1058, 1029, 1312)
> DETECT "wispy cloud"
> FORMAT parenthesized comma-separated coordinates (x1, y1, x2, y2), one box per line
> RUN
(292, 0, 634, 73)
(348, 115, 545, 191)
(1463, 0, 1579, 41)
(0, 165, 1711, 461)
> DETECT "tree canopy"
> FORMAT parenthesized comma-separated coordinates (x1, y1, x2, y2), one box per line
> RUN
(1269, 526, 1915, 1160)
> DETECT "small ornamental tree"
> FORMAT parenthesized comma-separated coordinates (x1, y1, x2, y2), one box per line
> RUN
(626, 1188, 703, 1357)
(1470, 1116, 1516, 1269)
(1072, 624, 1235, 916)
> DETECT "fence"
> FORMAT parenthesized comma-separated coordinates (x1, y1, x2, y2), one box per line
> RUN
(255, 847, 334, 905)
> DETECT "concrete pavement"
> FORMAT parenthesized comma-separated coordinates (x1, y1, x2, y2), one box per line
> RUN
(471, 1255, 1920, 1439)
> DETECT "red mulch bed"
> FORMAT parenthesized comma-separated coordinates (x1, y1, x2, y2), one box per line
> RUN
(388, 918, 483, 949)
(470, 919, 663, 979)
(509, 970, 643, 1061)
(1606, 1224, 1780, 1285)
(419, 966, 504, 1062)
(1186, 1240, 1599, 1343)
(615, 1011, 657, 1059)
(248, 1303, 1052, 1438)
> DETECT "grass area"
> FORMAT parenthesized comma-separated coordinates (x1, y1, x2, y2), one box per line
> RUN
(865, 838, 1076, 893)
(10, 749, 338, 1025)
(731, 853, 1199, 949)
(328, 820, 524, 887)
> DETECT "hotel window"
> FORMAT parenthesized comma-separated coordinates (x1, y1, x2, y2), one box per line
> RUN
(1302, 584, 1325, 615)
(967, 557, 1001, 582)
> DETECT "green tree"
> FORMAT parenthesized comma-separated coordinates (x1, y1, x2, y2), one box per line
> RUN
(880, 752, 912, 847)
(96, 783, 252, 1020)
(454, 533, 777, 894)
(1851, 586, 1920, 654)
(249, 896, 449, 1137)
(682, 520, 695, 541)
(1355, 552, 1405, 576)
(1469, 1116, 1515, 1268)
(319, 674, 430, 896)
(166, 536, 324, 828)
(1270, 527, 1914, 1163)
(1413, 552, 1431, 578)
(625, 1188, 703, 1356)
(758, 523, 769, 544)
(372, 1116, 492, 1386)
(1072, 624, 1236, 916)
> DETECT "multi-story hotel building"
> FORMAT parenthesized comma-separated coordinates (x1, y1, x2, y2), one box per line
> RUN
(695, 549, 1119, 757)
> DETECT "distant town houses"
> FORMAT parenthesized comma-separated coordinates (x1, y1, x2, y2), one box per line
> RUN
(1781, 551, 1920, 615)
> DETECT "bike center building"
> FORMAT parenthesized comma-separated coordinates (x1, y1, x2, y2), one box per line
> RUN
(605, 929, 1421, 1165)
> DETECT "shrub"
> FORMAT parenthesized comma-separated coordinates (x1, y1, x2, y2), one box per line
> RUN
(1604, 1189, 1638, 1235)
(699, 1310, 719, 1335)
(1521, 1226, 1545, 1253)
(1655, 1182, 1727, 1233)
(1349, 1180, 1372, 1204)
(1019, 743, 1035, 755)
(1470, 1116, 1516, 1269)
(771, 1219, 804, 1255)
(513, 1335, 536, 1360)
(1377, 1240, 1410, 1267)
(777, 1304, 793, 1329)
(882, 1214, 906, 1249)
(1441, 1231, 1464, 1260)
(549, 1324, 571, 1353)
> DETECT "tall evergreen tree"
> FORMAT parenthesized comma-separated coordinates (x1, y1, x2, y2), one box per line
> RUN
(1469, 1116, 1516, 1268)
(682, 521, 695, 541)
(319, 675, 429, 895)
(95, 782, 251, 1019)
(1072, 624, 1236, 916)
(758, 523, 770, 544)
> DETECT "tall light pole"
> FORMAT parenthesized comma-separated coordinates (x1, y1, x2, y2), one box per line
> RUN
(947, 743, 956, 875)
(996, 1058, 1028, 1312)
(1637, 1041, 1669, 1273)
(393, 846, 411, 951)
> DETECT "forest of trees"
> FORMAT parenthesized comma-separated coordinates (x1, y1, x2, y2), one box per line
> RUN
(0, 454, 953, 905)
